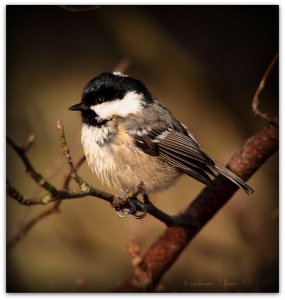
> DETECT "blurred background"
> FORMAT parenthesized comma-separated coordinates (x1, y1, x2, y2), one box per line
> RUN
(6, 5, 278, 292)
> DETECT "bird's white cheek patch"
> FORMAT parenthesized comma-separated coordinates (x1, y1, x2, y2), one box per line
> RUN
(90, 91, 143, 119)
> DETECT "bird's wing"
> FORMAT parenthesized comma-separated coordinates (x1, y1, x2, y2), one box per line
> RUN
(129, 124, 216, 186)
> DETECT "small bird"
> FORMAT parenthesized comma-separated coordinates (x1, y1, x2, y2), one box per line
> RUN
(69, 72, 254, 197)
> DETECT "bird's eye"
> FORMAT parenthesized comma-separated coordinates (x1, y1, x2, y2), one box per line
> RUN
(96, 97, 104, 104)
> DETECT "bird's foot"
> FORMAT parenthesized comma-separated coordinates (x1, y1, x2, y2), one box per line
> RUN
(113, 182, 149, 219)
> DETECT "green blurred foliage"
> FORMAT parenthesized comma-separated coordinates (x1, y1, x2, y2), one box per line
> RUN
(6, 5, 278, 292)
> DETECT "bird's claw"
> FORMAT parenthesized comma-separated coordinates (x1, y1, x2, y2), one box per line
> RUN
(114, 197, 148, 219)
(115, 209, 128, 218)
(128, 197, 148, 219)
(114, 182, 149, 219)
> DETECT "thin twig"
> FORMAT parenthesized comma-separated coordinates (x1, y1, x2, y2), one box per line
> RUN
(7, 168, 114, 206)
(7, 136, 57, 195)
(30, 137, 82, 196)
(7, 181, 54, 206)
(7, 204, 60, 248)
(63, 155, 86, 190)
(252, 53, 278, 124)
(57, 119, 83, 186)
(7, 155, 86, 248)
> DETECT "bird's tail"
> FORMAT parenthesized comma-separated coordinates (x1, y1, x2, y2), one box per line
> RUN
(213, 162, 255, 194)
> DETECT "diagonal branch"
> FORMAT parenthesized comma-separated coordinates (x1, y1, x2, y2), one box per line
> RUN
(117, 122, 278, 292)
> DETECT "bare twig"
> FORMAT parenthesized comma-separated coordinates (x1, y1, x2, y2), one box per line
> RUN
(7, 136, 57, 195)
(63, 156, 86, 190)
(117, 122, 278, 292)
(7, 157, 114, 206)
(7, 181, 54, 206)
(252, 53, 278, 124)
(7, 156, 86, 248)
(30, 137, 82, 196)
(7, 203, 60, 248)
(57, 119, 83, 186)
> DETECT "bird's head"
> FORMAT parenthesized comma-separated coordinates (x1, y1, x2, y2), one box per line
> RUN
(69, 72, 153, 126)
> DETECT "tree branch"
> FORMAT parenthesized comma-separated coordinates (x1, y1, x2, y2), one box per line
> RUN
(117, 122, 278, 292)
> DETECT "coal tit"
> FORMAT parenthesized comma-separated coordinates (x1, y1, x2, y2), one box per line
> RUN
(69, 72, 254, 195)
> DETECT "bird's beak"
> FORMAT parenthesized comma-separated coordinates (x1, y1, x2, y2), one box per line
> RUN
(69, 102, 89, 111)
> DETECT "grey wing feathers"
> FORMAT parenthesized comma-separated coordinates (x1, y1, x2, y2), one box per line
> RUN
(133, 127, 217, 187)
(127, 113, 254, 194)
(157, 130, 254, 194)
(159, 149, 213, 186)
(157, 130, 216, 186)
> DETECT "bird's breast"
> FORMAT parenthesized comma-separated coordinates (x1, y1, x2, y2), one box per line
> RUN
(81, 123, 181, 193)
(81, 123, 117, 187)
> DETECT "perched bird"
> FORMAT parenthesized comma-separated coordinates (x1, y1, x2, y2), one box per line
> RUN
(69, 72, 254, 197)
